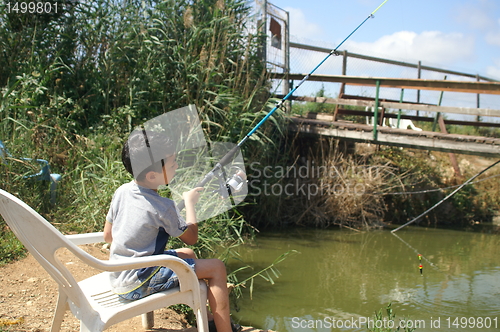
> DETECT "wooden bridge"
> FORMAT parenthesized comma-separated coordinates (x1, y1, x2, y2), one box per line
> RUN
(288, 110, 500, 157)
(273, 73, 500, 158)
(268, 42, 500, 158)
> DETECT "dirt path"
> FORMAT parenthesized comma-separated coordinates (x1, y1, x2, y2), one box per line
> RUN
(0, 244, 261, 332)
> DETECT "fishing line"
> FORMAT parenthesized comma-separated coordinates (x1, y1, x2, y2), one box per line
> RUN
(391, 159, 500, 233)
(177, 0, 391, 210)
(372, 173, 500, 196)
(391, 231, 441, 272)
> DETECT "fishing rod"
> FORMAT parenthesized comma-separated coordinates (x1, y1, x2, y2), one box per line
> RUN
(177, 0, 390, 210)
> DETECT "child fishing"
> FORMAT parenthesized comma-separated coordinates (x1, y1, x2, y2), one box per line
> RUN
(103, 129, 240, 332)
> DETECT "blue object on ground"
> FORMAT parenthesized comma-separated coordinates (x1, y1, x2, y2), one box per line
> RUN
(0, 140, 62, 204)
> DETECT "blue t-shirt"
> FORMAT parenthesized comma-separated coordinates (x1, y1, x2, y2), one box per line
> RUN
(106, 181, 188, 294)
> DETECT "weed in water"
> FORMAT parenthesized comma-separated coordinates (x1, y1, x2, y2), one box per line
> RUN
(368, 303, 416, 332)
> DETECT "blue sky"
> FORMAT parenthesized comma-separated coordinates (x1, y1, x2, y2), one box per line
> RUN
(268, 0, 500, 80)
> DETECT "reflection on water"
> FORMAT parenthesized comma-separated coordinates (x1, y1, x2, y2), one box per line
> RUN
(228, 227, 500, 331)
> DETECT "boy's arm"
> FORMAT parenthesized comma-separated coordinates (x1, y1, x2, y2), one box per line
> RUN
(178, 187, 203, 245)
(103, 221, 113, 243)
(179, 223, 198, 245)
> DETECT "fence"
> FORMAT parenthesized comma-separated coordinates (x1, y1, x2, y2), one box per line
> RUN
(280, 41, 500, 119)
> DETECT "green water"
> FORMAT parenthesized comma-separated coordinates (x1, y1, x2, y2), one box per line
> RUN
(229, 227, 500, 332)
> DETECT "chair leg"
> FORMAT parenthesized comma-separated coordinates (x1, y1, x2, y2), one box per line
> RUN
(51, 291, 68, 332)
(197, 282, 209, 332)
(196, 307, 209, 332)
(49, 174, 61, 205)
(142, 311, 154, 329)
(79, 322, 94, 332)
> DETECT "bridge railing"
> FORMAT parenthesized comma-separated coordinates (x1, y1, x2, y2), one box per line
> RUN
(280, 42, 500, 115)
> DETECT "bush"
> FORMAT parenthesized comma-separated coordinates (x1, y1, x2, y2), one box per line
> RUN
(0, 0, 286, 264)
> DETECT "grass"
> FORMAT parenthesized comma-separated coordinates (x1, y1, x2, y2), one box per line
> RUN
(1, 0, 498, 265)
(0, 229, 26, 266)
(0, 0, 282, 263)
(368, 303, 416, 332)
(0, 5, 297, 312)
(275, 85, 500, 229)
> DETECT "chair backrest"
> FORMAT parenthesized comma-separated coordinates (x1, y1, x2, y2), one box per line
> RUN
(0, 189, 93, 309)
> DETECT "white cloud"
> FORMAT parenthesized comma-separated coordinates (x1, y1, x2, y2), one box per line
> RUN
(345, 30, 475, 67)
(455, 4, 496, 31)
(486, 31, 500, 47)
(486, 58, 500, 80)
(455, 2, 500, 48)
(284, 7, 323, 41)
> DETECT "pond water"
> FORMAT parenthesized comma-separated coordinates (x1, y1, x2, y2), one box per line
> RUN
(228, 227, 500, 332)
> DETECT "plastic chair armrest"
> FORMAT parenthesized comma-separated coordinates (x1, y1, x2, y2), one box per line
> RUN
(90, 254, 194, 274)
(66, 232, 105, 245)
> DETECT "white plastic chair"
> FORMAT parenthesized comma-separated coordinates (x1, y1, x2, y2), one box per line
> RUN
(388, 118, 422, 131)
(365, 106, 388, 127)
(0, 189, 209, 332)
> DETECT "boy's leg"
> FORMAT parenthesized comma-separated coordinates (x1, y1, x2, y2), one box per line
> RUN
(175, 248, 197, 259)
(174, 249, 216, 321)
(194, 258, 232, 332)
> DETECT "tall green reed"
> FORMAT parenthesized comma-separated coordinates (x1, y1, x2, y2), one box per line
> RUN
(0, 0, 287, 270)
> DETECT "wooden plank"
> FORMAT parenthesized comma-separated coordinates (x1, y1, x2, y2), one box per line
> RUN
(273, 73, 500, 95)
(288, 117, 500, 157)
(341, 93, 432, 105)
(288, 42, 498, 82)
(307, 110, 500, 128)
(340, 109, 500, 126)
(279, 94, 500, 118)
(292, 116, 500, 143)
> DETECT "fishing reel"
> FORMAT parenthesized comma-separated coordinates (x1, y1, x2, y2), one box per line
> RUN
(213, 166, 247, 200)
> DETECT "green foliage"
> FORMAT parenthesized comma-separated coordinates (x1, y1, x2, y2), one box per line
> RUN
(0, 9, 293, 323)
(0, 226, 26, 266)
(170, 303, 197, 326)
(229, 249, 298, 299)
(0, 0, 287, 266)
(289, 84, 338, 116)
(377, 148, 445, 225)
(1, 0, 274, 137)
(369, 303, 416, 332)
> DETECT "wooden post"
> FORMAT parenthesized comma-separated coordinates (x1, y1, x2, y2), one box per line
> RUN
(142, 312, 154, 329)
(432, 76, 447, 132)
(476, 74, 481, 122)
(397, 88, 404, 128)
(416, 60, 421, 117)
(373, 80, 380, 141)
(379, 107, 386, 126)
(333, 50, 348, 121)
(342, 50, 348, 78)
(284, 9, 291, 113)
(333, 89, 343, 121)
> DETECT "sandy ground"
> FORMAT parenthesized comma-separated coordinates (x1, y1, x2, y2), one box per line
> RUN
(0, 244, 262, 332)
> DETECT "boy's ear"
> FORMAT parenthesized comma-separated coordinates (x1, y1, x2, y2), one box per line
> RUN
(144, 171, 157, 182)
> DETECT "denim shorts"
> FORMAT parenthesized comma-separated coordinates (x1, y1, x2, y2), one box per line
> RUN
(119, 250, 196, 301)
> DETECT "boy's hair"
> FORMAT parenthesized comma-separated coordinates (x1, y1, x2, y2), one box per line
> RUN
(122, 129, 175, 181)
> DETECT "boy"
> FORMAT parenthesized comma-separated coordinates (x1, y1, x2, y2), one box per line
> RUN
(103, 129, 239, 332)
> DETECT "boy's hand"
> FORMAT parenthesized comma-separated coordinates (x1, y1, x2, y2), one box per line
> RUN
(182, 187, 204, 206)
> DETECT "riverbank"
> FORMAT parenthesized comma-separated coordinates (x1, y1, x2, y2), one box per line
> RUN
(244, 136, 500, 230)
(0, 244, 267, 332)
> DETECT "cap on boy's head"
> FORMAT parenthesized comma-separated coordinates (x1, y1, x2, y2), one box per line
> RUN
(122, 129, 174, 180)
